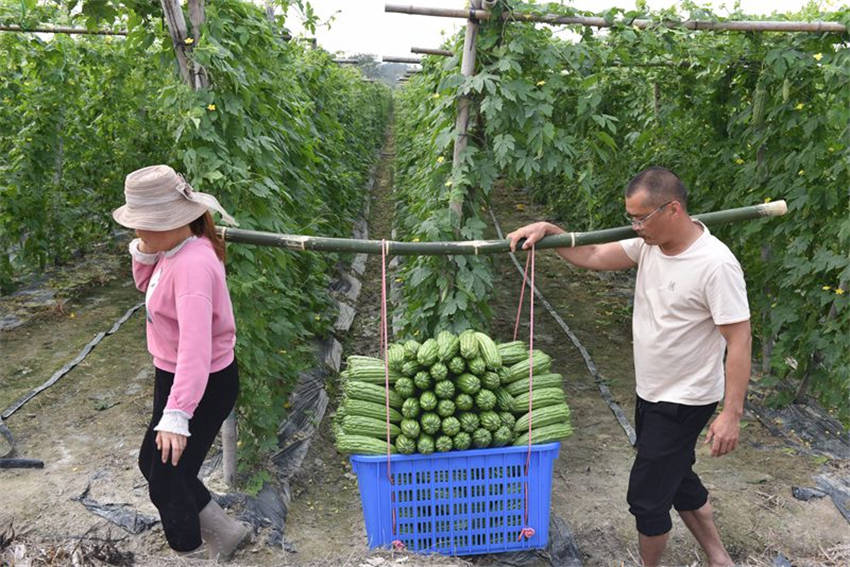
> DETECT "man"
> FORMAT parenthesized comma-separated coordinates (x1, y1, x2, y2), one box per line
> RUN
(507, 166, 751, 567)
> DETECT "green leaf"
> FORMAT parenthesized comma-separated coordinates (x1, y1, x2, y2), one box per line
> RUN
(493, 133, 515, 167)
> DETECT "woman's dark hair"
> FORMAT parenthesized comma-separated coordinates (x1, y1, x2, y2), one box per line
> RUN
(190, 211, 226, 262)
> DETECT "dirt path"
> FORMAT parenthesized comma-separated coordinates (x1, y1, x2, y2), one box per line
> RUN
(0, 272, 180, 564)
(2, 126, 849, 566)
(280, 134, 400, 565)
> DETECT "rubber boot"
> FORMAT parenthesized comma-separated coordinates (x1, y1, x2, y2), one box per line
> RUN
(198, 499, 251, 562)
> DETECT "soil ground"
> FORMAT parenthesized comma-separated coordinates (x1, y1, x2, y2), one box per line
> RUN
(2, 128, 849, 567)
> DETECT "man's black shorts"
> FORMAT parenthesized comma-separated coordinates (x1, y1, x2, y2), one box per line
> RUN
(626, 396, 718, 536)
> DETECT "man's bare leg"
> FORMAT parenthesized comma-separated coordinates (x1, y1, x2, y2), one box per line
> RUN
(638, 531, 669, 566)
(678, 500, 733, 567)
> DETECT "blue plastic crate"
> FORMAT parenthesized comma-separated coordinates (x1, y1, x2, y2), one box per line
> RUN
(350, 442, 560, 556)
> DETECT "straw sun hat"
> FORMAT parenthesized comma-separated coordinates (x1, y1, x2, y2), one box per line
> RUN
(112, 165, 238, 231)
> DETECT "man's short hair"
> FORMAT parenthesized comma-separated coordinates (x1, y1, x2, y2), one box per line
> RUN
(625, 166, 688, 209)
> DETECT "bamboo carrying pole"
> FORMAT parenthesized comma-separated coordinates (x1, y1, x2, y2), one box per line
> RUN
(385, 4, 847, 33)
(218, 200, 788, 254)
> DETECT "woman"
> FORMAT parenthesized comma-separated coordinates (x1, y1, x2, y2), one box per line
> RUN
(112, 164, 249, 561)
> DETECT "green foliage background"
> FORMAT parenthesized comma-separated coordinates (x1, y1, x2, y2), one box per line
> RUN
(0, 0, 390, 473)
(4, 0, 849, 472)
(0, 4, 173, 288)
(394, 1, 850, 423)
(393, 43, 495, 338)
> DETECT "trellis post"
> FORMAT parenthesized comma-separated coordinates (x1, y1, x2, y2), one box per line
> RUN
(449, 0, 484, 233)
(160, 0, 208, 89)
(187, 0, 208, 88)
(160, 0, 193, 85)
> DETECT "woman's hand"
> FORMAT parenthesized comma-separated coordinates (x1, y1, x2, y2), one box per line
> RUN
(155, 430, 187, 466)
(137, 238, 153, 254)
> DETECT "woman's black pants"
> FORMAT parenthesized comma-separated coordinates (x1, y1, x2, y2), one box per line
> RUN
(138, 359, 239, 551)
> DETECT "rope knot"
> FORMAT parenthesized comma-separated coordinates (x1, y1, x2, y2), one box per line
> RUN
(517, 526, 536, 541)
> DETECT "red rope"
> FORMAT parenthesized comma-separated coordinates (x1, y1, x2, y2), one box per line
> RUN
(380, 240, 404, 550)
(512, 252, 532, 341)
(513, 245, 536, 542)
(381, 240, 391, 470)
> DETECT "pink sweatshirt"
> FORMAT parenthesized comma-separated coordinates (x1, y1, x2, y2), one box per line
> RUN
(130, 236, 236, 433)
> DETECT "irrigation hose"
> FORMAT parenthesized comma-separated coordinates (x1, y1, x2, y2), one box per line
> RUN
(487, 206, 637, 446)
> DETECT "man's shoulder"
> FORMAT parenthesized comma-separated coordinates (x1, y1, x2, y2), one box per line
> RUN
(695, 235, 748, 293)
(618, 237, 644, 262)
(701, 233, 742, 265)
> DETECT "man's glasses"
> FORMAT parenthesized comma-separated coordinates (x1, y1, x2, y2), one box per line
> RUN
(625, 201, 673, 227)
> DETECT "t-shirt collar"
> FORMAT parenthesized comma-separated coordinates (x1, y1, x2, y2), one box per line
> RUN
(681, 219, 710, 254)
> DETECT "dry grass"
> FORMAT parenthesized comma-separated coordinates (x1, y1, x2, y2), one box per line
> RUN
(1, 521, 475, 567)
(739, 543, 850, 567)
(4, 522, 850, 567)
(1, 523, 133, 567)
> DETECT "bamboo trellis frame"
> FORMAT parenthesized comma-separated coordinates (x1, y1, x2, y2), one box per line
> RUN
(408, 47, 709, 70)
(408, 47, 722, 72)
(0, 24, 127, 35)
(382, 55, 422, 64)
(385, 4, 847, 33)
(160, 0, 208, 89)
(412, 47, 453, 56)
(449, 0, 483, 234)
(218, 201, 788, 255)
(389, 1, 823, 239)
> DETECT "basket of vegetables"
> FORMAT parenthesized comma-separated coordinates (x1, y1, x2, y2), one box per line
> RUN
(334, 330, 572, 555)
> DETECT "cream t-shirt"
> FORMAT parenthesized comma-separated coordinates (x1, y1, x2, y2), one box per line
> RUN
(619, 222, 750, 405)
